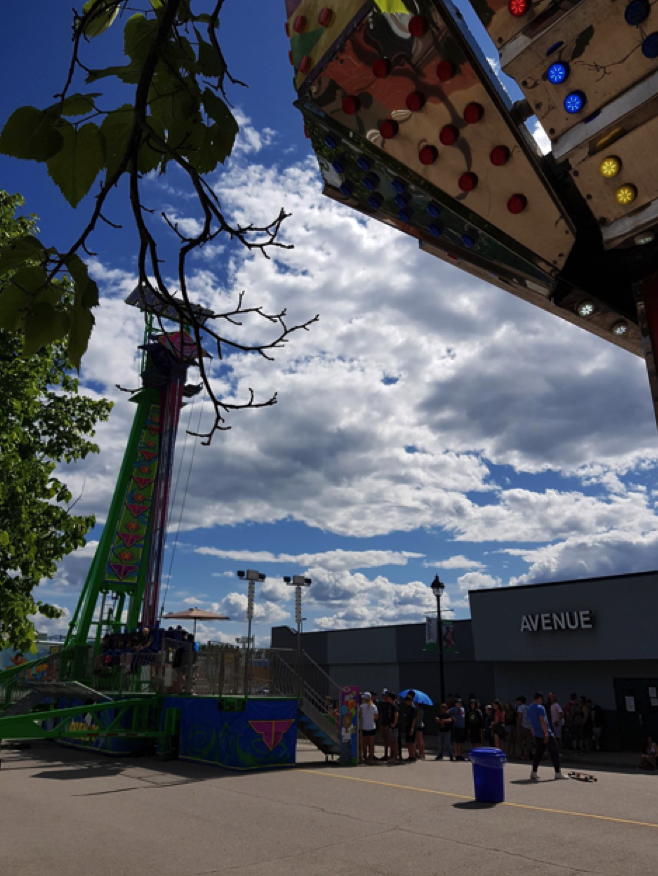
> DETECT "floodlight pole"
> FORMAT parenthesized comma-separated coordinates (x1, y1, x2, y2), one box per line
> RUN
(238, 569, 265, 699)
(284, 575, 312, 696)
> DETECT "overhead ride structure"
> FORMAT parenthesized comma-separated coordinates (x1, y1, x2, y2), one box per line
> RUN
(284, 0, 658, 418)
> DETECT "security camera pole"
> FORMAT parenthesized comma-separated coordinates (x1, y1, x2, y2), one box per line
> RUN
(237, 569, 266, 698)
(284, 575, 312, 689)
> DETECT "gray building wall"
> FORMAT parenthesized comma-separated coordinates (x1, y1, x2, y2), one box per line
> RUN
(470, 571, 658, 664)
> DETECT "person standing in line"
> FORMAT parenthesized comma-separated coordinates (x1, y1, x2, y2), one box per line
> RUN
(492, 699, 506, 750)
(571, 696, 585, 752)
(503, 701, 516, 757)
(386, 691, 400, 764)
(483, 705, 494, 747)
(378, 689, 393, 762)
(591, 701, 603, 752)
(548, 693, 564, 752)
(528, 692, 568, 781)
(359, 692, 378, 764)
(449, 697, 466, 761)
(416, 702, 426, 760)
(563, 692, 578, 750)
(404, 693, 418, 762)
(465, 698, 483, 751)
(435, 703, 454, 761)
(516, 695, 532, 760)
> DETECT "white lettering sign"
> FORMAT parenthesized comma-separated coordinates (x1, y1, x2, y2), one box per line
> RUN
(520, 610, 594, 632)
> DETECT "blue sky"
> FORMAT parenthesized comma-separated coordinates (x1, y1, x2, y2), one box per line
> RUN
(3, 2, 658, 647)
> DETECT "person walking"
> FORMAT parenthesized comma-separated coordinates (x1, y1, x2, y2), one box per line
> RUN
(359, 692, 378, 764)
(449, 697, 466, 761)
(435, 703, 454, 761)
(528, 692, 568, 781)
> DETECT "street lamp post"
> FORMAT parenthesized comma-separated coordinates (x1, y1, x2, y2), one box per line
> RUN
(284, 575, 311, 694)
(431, 574, 446, 705)
(237, 569, 266, 697)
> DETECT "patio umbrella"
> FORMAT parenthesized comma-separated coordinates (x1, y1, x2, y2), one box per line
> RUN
(162, 608, 230, 638)
(398, 688, 433, 706)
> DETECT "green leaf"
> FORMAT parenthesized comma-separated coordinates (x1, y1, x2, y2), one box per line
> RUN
(124, 13, 159, 62)
(99, 105, 133, 182)
(148, 0, 165, 8)
(194, 27, 225, 78)
(0, 236, 46, 275)
(201, 89, 238, 163)
(46, 122, 104, 208)
(57, 93, 102, 117)
(82, 0, 120, 38)
(571, 25, 594, 62)
(138, 117, 166, 174)
(68, 284, 95, 370)
(65, 254, 99, 309)
(23, 302, 71, 357)
(86, 60, 143, 85)
(0, 106, 64, 163)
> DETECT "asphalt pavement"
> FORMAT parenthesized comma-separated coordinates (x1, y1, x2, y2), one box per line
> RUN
(2, 740, 657, 876)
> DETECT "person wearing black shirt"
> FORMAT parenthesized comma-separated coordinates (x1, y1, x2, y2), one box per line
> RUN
(378, 689, 394, 761)
(404, 693, 418, 762)
(465, 699, 484, 748)
(435, 703, 454, 761)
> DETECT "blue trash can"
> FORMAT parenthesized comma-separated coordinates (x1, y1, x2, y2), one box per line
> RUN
(470, 747, 506, 803)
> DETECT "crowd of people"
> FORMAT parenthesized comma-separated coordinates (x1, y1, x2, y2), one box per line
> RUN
(94, 624, 196, 673)
(351, 689, 608, 778)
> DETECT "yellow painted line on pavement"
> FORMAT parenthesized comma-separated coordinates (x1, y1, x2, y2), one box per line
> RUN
(299, 769, 658, 830)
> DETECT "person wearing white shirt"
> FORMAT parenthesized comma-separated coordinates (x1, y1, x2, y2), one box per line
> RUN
(359, 692, 378, 764)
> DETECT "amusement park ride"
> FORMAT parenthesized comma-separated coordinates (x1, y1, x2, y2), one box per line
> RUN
(2, 0, 658, 766)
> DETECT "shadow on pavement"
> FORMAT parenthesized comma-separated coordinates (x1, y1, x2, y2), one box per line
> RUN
(453, 800, 498, 810)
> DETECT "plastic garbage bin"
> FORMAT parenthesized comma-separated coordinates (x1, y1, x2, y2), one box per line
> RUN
(470, 747, 506, 803)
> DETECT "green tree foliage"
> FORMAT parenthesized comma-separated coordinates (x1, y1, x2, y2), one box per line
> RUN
(0, 192, 114, 652)
(0, 1, 317, 444)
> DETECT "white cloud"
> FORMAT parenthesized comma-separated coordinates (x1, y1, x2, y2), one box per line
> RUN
(456, 571, 503, 592)
(196, 547, 424, 571)
(425, 555, 483, 570)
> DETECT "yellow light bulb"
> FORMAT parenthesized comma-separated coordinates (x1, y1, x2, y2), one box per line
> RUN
(599, 156, 621, 178)
(615, 184, 637, 206)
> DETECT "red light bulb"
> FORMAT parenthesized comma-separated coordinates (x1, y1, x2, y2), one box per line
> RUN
(380, 120, 399, 139)
(318, 7, 333, 27)
(440, 125, 459, 146)
(408, 15, 428, 37)
(299, 55, 312, 74)
(285, 22, 290, 37)
(342, 96, 360, 115)
(464, 102, 484, 124)
(436, 60, 455, 82)
(294, 15, 307, 33)
(490, 145, 510, 166)
(288, 50, 294, 66)
(507, 194, 528, 214)
(509, 0, 528, 15)
(459, 172, 478, 192)
(419, 145, 438, 165)
(406, 91, 425, 112)
(372, 58, 391, 78)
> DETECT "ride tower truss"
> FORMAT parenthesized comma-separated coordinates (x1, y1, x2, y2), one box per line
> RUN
(65, 289, 210, 649)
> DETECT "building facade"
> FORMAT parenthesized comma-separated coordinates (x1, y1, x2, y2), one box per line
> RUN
(271, 571, 658, 750)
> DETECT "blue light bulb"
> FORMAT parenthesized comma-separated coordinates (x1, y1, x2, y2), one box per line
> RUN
(362, 173, 380, 191)
(332, 159, 345, 174)
(429, 223, 442, 237)
(461, 234, 476, 248)
(392, 178, 406, 194)
(547, 62, 568, 84)
(324, 134, 338, 149)
(426, 202, 441, 219)
(642, 32, 658, 58)
(368, 194, 382, 210)
(398, 209, 411, 223)
(564, 91, 585, 114)
(395, 194, 408, 209)
(339, 182, 353, 197)
(357, 156, 372, 172)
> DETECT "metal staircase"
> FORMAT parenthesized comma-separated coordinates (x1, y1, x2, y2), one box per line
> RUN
(267, 649, 340, 757)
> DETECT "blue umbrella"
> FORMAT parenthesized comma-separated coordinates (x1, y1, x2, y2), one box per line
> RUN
(398, 689, 433, 706)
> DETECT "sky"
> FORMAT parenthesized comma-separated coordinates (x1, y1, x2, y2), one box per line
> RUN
(2, 2, 658, 648)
